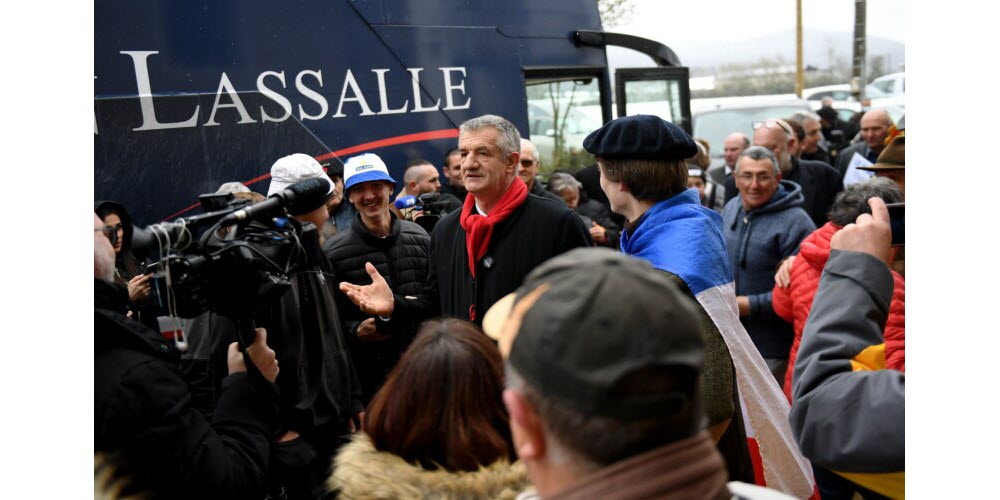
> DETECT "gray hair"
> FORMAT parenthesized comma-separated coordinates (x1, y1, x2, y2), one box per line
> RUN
(790, 110, 821, 124)
(459, 114, 522, 158)
(735, 146, 780, 175)
(827, 177, 903, 226)
(520, 138, 539, 163)
(547, 172, 581, 195)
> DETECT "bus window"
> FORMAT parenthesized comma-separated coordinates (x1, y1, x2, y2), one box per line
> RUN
(525, 77, 601, 172)
(615, 67, 692, 134)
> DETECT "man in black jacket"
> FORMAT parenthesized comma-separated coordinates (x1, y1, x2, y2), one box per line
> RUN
(724, 118, 842, 228)
(94, 213, 281, 499)
(834, 109, 893, 181)
(259, 153, 366, 499)
(324, 153, 431, 403)
(339, 114, 592, 326)
(518, 138, 566, 204)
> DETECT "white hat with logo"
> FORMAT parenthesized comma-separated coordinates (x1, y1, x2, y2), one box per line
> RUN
(344, 153, 396, 192)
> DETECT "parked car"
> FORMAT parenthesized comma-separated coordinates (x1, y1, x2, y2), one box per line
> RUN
(692, 97, 813, 169)
(868, 72, 905, 112)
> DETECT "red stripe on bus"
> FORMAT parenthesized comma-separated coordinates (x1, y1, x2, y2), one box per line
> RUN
(160, 128, 460, 221)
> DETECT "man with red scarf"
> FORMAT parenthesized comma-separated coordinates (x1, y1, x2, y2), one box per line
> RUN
(339, 114, 591, 325)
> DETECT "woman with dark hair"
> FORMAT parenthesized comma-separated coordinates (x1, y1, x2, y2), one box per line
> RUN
(94, 201, 155, 327)
(328, 319, 527, 498)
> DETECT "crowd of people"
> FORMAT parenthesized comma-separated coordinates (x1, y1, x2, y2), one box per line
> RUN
(95, 108, 905, 499)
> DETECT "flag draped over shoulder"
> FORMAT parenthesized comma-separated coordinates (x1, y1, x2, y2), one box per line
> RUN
(621, 189, 815, 498)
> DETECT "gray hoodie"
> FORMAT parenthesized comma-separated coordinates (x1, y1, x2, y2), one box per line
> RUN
(722, 180, 815, 358)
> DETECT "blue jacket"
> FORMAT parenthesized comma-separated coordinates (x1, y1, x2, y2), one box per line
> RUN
(722, 180, 815, 358)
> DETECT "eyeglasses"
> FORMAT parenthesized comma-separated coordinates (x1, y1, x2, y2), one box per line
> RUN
(752, 120, 793, 137)
(96, 225, 119, 246)
(735, 172, 777, 185)
(519, 159, 537, 167)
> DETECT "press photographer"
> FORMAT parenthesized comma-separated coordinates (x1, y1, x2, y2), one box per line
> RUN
(129, 154, 365, 499)
(94, 212, 281, 499)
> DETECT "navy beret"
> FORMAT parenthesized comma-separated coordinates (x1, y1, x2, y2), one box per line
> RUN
(583, 114, 697, 161)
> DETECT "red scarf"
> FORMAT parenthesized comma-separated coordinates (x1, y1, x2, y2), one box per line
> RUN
(459, 177, 528, 281)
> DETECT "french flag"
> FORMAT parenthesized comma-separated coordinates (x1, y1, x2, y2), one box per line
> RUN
(621, 189, 815, 498)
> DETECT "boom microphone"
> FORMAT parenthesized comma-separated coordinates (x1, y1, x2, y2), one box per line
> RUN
(220, 178, 330, 225)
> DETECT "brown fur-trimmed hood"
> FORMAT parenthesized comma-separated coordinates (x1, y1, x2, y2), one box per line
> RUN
(328, 433, 530, 499)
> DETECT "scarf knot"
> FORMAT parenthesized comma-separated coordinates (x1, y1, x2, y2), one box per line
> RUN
(459, 177, 529, 283)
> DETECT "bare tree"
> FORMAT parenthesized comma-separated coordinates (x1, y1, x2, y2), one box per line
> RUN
(598, 0, 635, 29)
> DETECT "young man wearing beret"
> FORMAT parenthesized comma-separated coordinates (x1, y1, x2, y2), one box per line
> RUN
(582, 115, 814, 497)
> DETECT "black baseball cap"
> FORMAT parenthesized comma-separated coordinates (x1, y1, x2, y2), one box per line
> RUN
(483, 248, 704, 421)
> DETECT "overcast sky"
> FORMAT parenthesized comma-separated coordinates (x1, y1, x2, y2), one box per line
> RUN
(613, 0, 905, 43)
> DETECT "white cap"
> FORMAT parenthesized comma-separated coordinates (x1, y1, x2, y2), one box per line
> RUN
(267, 153, 334, 198)
(343, 153, 396, 192)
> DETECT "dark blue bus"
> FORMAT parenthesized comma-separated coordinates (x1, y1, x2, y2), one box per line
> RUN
(95, 0, 691, 224)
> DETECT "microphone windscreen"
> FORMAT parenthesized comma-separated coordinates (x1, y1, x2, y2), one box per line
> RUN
(394, 195, 417, 209)
(286, 178, 332, 215)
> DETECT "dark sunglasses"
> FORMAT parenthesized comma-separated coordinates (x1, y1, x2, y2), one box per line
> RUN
(96, 225, 119, 246)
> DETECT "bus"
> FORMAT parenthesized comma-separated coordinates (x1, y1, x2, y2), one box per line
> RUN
(95, 0, 692, 224)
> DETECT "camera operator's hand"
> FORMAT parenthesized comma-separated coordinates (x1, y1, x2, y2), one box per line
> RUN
(227, 328, 279, 383)
(830, 197, 892, 265)
(589, 223, 608, 244)
(356, 318, 389, 342)
(339, 262, 395, 316)
(128, 274, 152, 303)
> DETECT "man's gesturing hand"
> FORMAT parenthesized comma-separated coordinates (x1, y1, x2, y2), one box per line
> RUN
(227, 327, 279, 383)
(830, 197, 892, 265)
(339, 262, 395, 316)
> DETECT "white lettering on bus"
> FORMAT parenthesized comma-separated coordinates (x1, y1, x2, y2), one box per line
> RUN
(116, 51, 473, 130)
(372, 69, 408, 115)
(440, 67, 471, 110)
(122, 51, 200, 131)
(257, 71, 292, 123)
(333, 69, 376, 118)
(204, 72, 257, 127)
(407, 68, 441, 113)
(296, 70, 329, 121)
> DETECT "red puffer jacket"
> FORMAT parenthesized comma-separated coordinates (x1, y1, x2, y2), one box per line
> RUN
(772, 222, 905, 402)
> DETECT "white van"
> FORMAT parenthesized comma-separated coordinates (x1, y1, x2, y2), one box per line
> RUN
(870, 72, 905, 96)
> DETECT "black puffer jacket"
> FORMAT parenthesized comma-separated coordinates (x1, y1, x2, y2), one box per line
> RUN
(323, 213, 430, 402)
(95, 279, 279, 499)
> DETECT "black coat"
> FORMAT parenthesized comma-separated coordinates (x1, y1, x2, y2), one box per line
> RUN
(725, 157, 841, 228)
(574, 164, 628, 227)
(391, 194, 592, 325)
(182, 225, 364, 499)
(95, 279, 279, 499)
(323, 214, 430, 401)
(576, 197, 620, 249)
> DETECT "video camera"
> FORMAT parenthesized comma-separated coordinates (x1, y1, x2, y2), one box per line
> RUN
(393, 192, 454, 233)
(131, 178, 330, 321)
